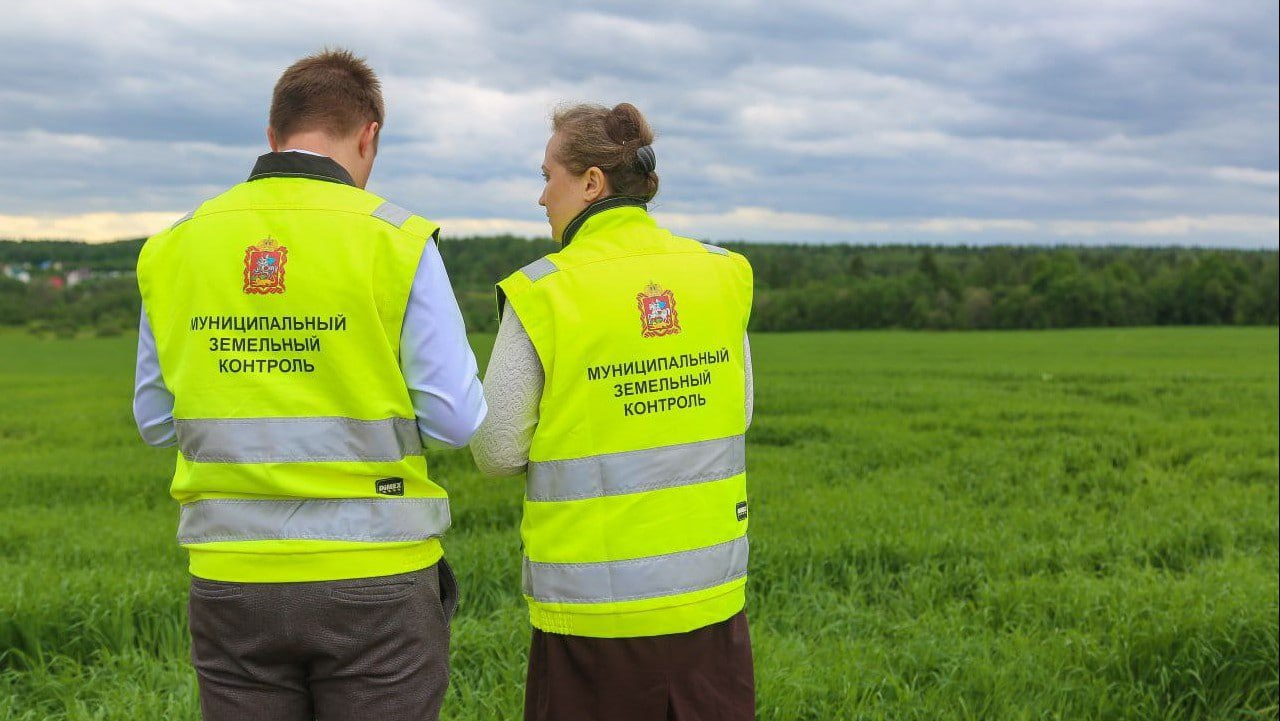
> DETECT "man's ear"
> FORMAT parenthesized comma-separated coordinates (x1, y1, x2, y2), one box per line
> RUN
(583, 166, 609, 202)
(358, 121, 380, 159)
(267, 126, 280, 152)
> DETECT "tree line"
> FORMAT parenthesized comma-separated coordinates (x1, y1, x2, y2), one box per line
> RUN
(1, 237, 1275, 337)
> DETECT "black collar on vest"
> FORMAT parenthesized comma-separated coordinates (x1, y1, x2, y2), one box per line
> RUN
(560, 196, 649, 246)
(247, 152, 357, 187)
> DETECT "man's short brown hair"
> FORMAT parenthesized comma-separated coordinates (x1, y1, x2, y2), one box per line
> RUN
(269, 48, 384, 140)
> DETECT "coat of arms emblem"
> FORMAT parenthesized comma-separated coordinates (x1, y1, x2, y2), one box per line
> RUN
(637, 281, 680, 337)
(243, 237, 287, 294)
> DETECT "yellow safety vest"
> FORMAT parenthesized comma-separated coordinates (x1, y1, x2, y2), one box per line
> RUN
(497, 197, 754, 638)
(137, 158, 449, 583)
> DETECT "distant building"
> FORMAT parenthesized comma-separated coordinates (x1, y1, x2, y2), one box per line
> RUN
(66, 268, 93, 287)
(1, 264, 31, 284)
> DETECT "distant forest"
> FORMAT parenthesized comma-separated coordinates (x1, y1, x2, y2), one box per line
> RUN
(1, 237, 1276, 337)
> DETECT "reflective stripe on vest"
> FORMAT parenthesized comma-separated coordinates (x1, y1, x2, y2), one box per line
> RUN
(172, 209, 196, 228)
(520, 256, 559, 282)
(523, 536, 749, 604)
(178, 497, 451, 544)
(175, 417, 422, 463)
(370, 201, 413, 228)
(526, 435, 745, 502)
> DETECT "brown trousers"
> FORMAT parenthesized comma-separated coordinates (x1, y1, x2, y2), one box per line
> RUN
(188, 561, 458, 721)
(525, 610, 755, 721)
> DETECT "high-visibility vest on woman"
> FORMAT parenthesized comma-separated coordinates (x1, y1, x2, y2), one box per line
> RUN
(497, 197, 754, 638)
(137, 167, 450, 583)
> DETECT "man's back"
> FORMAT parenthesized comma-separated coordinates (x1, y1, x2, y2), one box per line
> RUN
(139, 156, 453, 583)
(132, 50, 483, 721)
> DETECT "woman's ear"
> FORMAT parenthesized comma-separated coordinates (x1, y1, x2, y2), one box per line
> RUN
(582, 166, 610, 202)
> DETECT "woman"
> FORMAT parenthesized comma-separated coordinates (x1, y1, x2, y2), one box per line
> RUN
(471, 103, 756, 721)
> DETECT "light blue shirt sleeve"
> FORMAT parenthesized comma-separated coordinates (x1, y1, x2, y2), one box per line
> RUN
(132, 239, 486, 451)
(133, 307, 177, 447)
(400, 239, 488, 449)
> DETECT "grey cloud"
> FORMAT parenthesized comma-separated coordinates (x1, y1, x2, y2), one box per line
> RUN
(0, 0, 1275, 246)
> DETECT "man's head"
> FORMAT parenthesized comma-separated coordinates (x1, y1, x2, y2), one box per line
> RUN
(267, 48, 384, 188)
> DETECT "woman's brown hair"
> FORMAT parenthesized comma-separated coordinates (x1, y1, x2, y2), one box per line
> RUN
(551, 103, 659, 201)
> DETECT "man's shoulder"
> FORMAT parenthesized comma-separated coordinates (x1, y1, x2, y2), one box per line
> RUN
(151, 181, 255, 236)
(364, 195, 439, 241)
(159, 184, 438, 239)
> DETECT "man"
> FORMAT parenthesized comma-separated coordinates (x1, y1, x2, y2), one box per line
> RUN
(133, 48, 485, 721)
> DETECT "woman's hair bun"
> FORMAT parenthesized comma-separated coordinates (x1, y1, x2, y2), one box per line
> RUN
(605, 103, 653, 147)
(552, 101, 660, 201)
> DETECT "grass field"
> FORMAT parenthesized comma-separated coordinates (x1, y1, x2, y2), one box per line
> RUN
(1, 327, 1277, 720)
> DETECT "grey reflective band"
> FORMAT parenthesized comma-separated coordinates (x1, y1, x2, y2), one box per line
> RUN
(523, 535, 748, 603)
(175, 417, 422, 463)
(527, 435, 745, 502)
(701, 243, 729, 255)
(371, 201, 413, 228)
(178, 497, 450, 544)
(172, 209, 195, 228)
(520, 257, 559, 283)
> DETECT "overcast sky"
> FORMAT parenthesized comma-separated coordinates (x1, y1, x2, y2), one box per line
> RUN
(0, 0, 1276, 246)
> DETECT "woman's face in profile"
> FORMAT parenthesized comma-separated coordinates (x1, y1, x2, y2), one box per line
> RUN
(539, 132, 593, 242)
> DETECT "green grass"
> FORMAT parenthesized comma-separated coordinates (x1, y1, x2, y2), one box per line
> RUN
(1, 327, 1276, 720)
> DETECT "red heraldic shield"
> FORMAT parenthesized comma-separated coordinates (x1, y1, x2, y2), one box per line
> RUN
(637, 281, 681, 338)
(243, 238, 288, 295)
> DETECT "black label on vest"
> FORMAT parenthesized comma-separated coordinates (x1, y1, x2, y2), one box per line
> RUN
(736, 501, 748, 521)
(375, 477, 405, 496)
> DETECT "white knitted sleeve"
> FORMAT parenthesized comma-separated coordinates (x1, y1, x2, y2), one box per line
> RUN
(470, 305, 543, 476)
